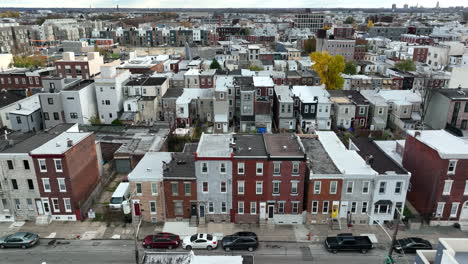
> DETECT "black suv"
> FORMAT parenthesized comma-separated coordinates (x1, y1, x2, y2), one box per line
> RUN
(222, 235, 258, 252)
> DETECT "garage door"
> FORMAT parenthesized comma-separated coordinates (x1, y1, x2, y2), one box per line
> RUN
(115, 159, 132, 173)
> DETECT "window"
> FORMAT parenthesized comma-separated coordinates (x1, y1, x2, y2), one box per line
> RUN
(70, 112, 78, 119)
(16, 116, 21, 124)
(314, 181, 321, 194)
(27, 179, 34, 190)
(311, 201, 319, 214)
(443, 180, 453, 195)
(322, 201, 329, 214)
(23, 160, 30, 170)
(250, 202, 257, 214)
(273, 181, 280, 194)
(238, 201, 244, 214)
(7, 160, 13, 170)
(52, 198, 60, 212)
(169, 182, 178, 196)
(256, 163, 263, 175)
(464, 181, 468, 196)
(151, 182, 158, 195)
(448, 160, 457, 174)
(351, 202, 357, 214)
(436, 202, 445, 217)
(450, 203, 459, 218)
(379, 182, 386, 194)
(54, 159, 63, 172)
(48, 98, 54, 105)
(291, 181, 298, 194)
(64, 198, 72, 212)
(53, 112, 59, 120)
(14, 199, 21, 210)
(330, 181, 337, 194)
(395, 182, 403, 194)
(278, 202, 285, 214)
(44, 112, 49, 120)
(58, 178, 66, 192)
(42, 178, 51, 192)
(220, 182, 227, 193)
(174, 201, 183, 215)
(238, 163, 244, 175)
(11, 179, 18, 190)
(27, 199, 34, 210)
(378, 107, 384, 115)
(184, 183, 191, 196)
(208, 202, 214, 213)
(149, 201, 156, 214)
(221, 202, 227, 213)
(362, 181, 370, 194)
(374, 204, 390, 214)
(136, 183, 142, 195)
(361, 202, 368, 214)
(38, 159, 47, 172)
(220, 162, 226, 173)
(256, 181, 263, 194)
(237, 181, 244, 194)
(292, 202, 299, 214)
(304, 105, 309, 113)
(201, 162, 208, 173)
(359, 107, 365, 115)
(273, 162, 281, 174)
(202, 182, 208, 193)
(292, 162, 300, 175)
(346, 181, 354, 194)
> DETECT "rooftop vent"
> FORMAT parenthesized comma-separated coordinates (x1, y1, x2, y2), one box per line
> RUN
(283, 145, 287, 151)
(56, 142, 61, 147)
(248, 147, 252, 151)
(147, 168, 152, 172)
(67, 138, 73, 147)
(414, 131, 421, 137)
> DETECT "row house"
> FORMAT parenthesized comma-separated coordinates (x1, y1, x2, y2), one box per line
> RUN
(161, 88, 184, 128)
(253, 76, 275, 133)
(273, 86, 296, 131)
(128, 152, 172, 223)
(199, 70, 216, 89)
(30, 125, 101, 222)
(55, 52, 104, 80)
(329, 93, 356, 130)
(302, 131, 410, 225)
(425, 88, 468, 133)
(213, 76, 231, 133)
(194, 133, 233, 223)
(403, 130, 468, 227)
(290, 85, 332, 132)
(237, 76, 256, 132)
(377, 89, 422, 131)
(232, 134, 307, 224)
(8, 94, 43, 133)
(328, 90, 370, 129)
(360, 90, 389, 131)
(39, 79, 97, 129)
(175, 88, 214, 127)
(0, 124, 74, 222)
(0, 67, 54, 95)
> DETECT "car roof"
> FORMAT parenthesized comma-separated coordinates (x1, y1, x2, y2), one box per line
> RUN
(12, 232, 30, 238)
(155, 232, 176, 238)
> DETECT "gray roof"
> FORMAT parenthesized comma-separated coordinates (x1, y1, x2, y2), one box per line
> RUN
(163, 88, 184, 98)
(0, 92, 25, 108)
(233, 134, 267, 157)
(0, 124, 74, 154)
(163, 153, 196, 179)
(301, 137, 340, 174)
(264, 134, 305, 158)
(438, 88, 468, 100)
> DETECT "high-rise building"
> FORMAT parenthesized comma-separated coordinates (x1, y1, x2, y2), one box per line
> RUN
(293, 13, 325, 33)
(404, 4, 409, 9)
(392, 3, 397, 9)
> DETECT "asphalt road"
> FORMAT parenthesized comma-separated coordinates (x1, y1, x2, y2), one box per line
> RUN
(0, 239, 416, 264)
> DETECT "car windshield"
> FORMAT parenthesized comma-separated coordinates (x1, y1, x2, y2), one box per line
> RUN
(207, 234, 213, 241)
(190, 235, 197, 242)
(110, 197, 123, 204)
(23, 233, 33, 239)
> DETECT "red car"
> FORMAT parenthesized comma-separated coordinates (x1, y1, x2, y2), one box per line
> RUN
(143, 232, 180, 249)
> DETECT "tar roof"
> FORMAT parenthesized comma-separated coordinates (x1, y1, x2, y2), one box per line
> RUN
(0, 92, 25, 108)
(263, 134, 305, 158)
(196, 133, 232, 158)
(163, 152, 196, 179)
(301, 137, 340, 174)
(233, 134, 267, 157)
(128, 152, 172, 182)
(437, 88, 468, 100)
(0, 124, 74, 154)
(351, 137, 408, 175)
(162, 88, 184, 98)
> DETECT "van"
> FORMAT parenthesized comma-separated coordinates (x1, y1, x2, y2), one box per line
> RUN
(109, 182, 130, 210)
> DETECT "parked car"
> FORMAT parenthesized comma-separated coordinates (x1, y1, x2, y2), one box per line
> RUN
(143, 232, 180, 249)
(0, 232, 39, 249)
(231, 231, 258, 241)
(325, 235, 374, 254)
(222, 235, 258, 252)
(182, 233, 218, 250)
(393, 237, 432, 253)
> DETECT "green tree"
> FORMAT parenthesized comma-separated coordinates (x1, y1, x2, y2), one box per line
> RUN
(310, 52, 345, 90)
(111, 119, 123, 126)
(249, 65, 263, 71)
(395, 59, 416, 72)
(344, 61, 358, 75)
(344, 16, 355, 24)
(239, 28, 250, 36)
(89, 116, 101, 125)
(210, 59, 221, 70)
(13, 56, 46, 68)
(303, 38, 316, 54)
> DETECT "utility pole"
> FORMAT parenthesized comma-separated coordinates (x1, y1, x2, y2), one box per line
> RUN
(385, 207, 403, 264)
(134, 215, 142, 264)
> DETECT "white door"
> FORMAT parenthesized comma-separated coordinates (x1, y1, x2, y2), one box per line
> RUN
(339, 202, 348, 218)
(36, 200, 44, 215)
(207, 113, 211, 122)
(259, 202, 266, 220)
(41, 198, 51, 216)
(461, 201, 468, 220)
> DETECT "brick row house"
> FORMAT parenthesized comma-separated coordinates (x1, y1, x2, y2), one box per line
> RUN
(402, 130, 468, 227)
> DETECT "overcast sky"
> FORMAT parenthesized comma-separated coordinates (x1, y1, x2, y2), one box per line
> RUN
(0, 0, 464, 9)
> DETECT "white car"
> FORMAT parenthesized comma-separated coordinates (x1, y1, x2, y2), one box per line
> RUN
(182, 233, 218, 250)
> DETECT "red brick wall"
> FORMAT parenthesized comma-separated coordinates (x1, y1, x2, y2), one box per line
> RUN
(307, 179, 342, 213)
(0, 74, 42, 90)
(164, 179, 197, 219)
(55, 61, 90, 79)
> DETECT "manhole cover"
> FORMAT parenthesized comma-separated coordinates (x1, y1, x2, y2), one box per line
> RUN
(92, 242, 101, 246)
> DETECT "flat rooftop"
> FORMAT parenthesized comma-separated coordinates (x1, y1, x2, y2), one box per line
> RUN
(196, 133, 232, 158)
(163, 152, 196, 179)
(63, 80, 94, 91)
(407, 130, 468, 159)
(263, 134, 305, 158)
(30, 131, 92, 155)
(233, 134, 267, 157)
(301, 137, 341, 175)
(128, 152, 172, 182)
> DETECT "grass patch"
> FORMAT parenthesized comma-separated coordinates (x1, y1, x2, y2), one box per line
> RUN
(91, 212, 105, 222)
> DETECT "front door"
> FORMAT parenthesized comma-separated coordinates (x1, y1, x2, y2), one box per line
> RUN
(461, 201, 468, 220)
(41, 198, 51, 216)
(339, 202, 348, 218)
(36, 200, 44, 215)
(268, 205, 274, 219)
(191, 203, 197, 217)
(259, 202, 266, 220)
(199, 205, 205, 218)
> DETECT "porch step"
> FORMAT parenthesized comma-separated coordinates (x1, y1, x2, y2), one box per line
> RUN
(35, 215, 51, 225)
(189, 216, 198, 227)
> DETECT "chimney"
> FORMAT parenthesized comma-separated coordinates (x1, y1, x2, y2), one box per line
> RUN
(146, 168, 152, 172)
(16, 103, 21, 110)
(414, 131, 421, 137)
(67, 138, 73, 147)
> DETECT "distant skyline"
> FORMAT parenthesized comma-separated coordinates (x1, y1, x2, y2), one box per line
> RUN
(0, 0, 465, 9)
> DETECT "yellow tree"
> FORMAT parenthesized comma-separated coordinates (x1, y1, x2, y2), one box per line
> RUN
(310, 52, 345, 90)
(367, 20, 374, 28)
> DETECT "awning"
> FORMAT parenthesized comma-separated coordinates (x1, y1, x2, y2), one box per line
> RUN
(375, 200, 393, 206)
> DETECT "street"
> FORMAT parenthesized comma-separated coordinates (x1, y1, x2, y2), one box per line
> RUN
(0, 239, 417, 264)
